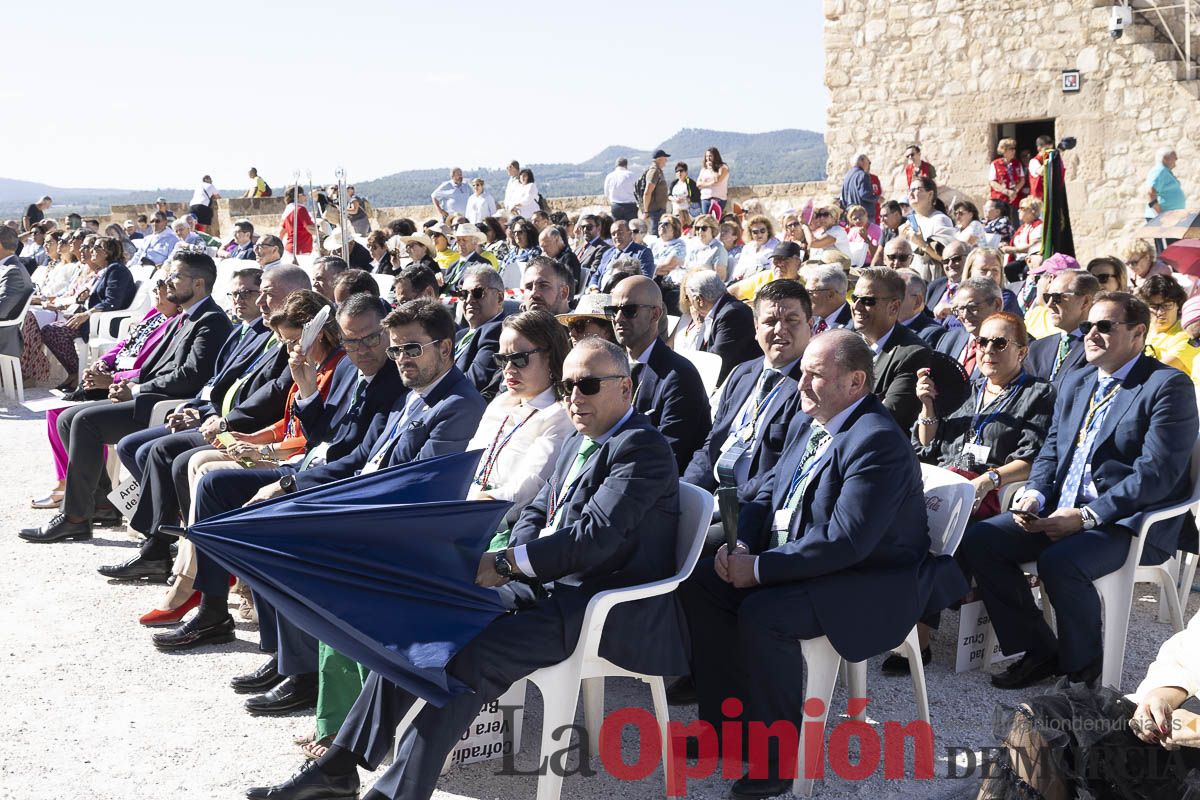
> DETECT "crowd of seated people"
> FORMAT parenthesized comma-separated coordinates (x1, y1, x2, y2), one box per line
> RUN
(9, 155, 1200, 800)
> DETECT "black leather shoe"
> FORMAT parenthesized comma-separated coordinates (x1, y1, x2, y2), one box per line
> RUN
(990, 651, 1060, 690)
(881, 647, 932, 676)
(97, 554, 172, 582)
(730, 774, 791, 799)
(92, 507, 124, 528)
(153, 614, 235, 651)
(246, 759, 359, 799)
(18, 513, 92, 543)
(1068, 657, 1103, 688)
(666, 675, 697, 705)
(245, 673, 318, 716)
(232, 657, 283, 694)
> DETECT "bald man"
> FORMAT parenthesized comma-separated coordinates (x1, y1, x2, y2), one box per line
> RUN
(609, 276, 711, 473)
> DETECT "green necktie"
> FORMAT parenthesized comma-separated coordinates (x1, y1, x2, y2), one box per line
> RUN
(552, 437, 600, 527)
(779, 425, 830, 545)
(221, 333, 278, 416)
(1051, 333, 1071, 379)
(455, 328, 476, 359)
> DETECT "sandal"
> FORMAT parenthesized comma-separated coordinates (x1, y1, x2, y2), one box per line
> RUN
(293, 731, 317, 747)
(302, 736, 334, 761)
(31, 491, 64, 509)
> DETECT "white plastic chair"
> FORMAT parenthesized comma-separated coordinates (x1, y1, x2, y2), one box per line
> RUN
(0, 291, 36, 402)
(793, 465, 974, 798)
(985, 438, 1200, 690)
(394, 482, 714, 800)
(680, 349, 723, 397)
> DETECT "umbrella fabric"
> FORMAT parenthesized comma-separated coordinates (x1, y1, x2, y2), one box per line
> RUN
(1141, 209, 1200, 240)
(189, 451, 515, 706)
(1158, 240, 1200, 278)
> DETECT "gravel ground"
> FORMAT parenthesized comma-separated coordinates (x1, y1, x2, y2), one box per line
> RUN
(1, 388, 1194, 800)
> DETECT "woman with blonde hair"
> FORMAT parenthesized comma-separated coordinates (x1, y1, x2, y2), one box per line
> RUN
(964, 246, 1022, 315)
(801, 200, 852, 262)
(989, 137, 1027, 211)
(1001, 196, 1043, 261)
(684, 213, 729, 278)
(728, 213, 779, 281)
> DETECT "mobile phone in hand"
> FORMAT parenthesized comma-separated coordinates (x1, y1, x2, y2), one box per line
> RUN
(1011, 509, 1040, 523)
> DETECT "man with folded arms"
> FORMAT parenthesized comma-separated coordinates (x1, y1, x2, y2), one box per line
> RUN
(961, 292, 1198, 690)
(679, 330, 963, 799)
(246, 336, 688, 800)
(851, 266, 931, 431)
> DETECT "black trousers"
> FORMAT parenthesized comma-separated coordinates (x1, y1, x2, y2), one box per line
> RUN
(192, 466, 286, 597)
(610, 202, 638, 222)
(677, 558, 822, 778)
(126, 429, 209, 557)
(57, 399, 145, 519)
(333, 584, 591, 799)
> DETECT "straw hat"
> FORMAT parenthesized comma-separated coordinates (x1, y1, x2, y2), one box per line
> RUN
(556, 293, 612, 326)
(396, 233, 436, 253)
(322, 226, 368, 253)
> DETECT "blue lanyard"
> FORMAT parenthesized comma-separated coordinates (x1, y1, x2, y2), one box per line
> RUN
(971, 372, 1027, 444)
(736, 377, 786, 435)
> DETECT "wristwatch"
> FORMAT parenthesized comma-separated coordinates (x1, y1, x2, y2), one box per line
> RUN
(494, 551, 514, 579)
(986, 469, 1002, 489)
(1080, 507, 1099, 530)
(217, 418, 229, 433)
(279, 475, 297, 494)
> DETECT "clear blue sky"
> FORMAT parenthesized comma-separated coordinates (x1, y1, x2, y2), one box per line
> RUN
(6, 0, 827, 191)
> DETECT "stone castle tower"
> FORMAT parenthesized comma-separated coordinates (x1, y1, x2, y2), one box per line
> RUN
(823, 0, 1200, 249)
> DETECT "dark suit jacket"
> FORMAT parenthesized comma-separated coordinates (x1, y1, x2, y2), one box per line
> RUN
(933, 324, 980, 380)
(925, 276, 950, 312)
(699, 293, 762, 386)
(181, 318, 276, 417)
(634, 339, 712, 474)
(86, 262, 136, 313)
(455, 310, 508, 398)
(0, 257, 33, 358)
(684, 358, 803, 496)
(555, 248, 583, 293)
(816, 302, 853, 330)
(1026, 355, 1199, 554)
(295, 365, 485, 490)
(292, 359, 405, 466)
(134, 295, 233, 398)
(577, 237, 612, 282)
(511, 412, 688, 675)
(740, 395, 964, 661)
(1026, 330, 1086, 389)
(871, 322, 932, 431)
(904, 311, 944, 346)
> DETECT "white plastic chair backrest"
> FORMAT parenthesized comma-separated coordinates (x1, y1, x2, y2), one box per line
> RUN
(0, 290, 35, 331)
(500, 260, 524, 290)
(681, 349, 723, 397)
(919, 463, 974, 557)
(371, 273, 393, 298)
(676, 482, 716, 576)
(666, 314, 681, 339)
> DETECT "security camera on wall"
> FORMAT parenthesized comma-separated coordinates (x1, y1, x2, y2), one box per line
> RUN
(1110, 4, 1132, 39)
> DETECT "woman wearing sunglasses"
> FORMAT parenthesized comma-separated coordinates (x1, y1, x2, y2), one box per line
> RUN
(900, 311, 1055, 671)
(465, 310, 575, 550)
(683, 213, 729, 279)
(1136, 274, 1200, 379)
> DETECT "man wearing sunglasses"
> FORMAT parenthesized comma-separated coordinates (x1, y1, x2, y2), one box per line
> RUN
(1026, 270, 1100, 389)
(962, 292, 1199, 691)
(254, 337, 687, 800)
(680, 330, 963, 798)
(852, 267, 932, 432)
(573, 214, 610, 279)
(896, 268, 945, 344)
(453, 266, 510, 400)
(934, 278, 1003, 379)
(926, 239, 970, 324)
(609, 275, 711, 474)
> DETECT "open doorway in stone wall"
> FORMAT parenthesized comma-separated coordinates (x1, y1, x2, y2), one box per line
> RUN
(992, 119, 1057, 171)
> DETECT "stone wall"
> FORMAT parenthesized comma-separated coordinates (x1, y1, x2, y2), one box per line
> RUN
(823, 0, 1200, 254)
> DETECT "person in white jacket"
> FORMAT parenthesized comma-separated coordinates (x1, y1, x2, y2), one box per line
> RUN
(506, 168, 541, 219)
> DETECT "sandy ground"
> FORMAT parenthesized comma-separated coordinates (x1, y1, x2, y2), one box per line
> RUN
(0, 387, 1195, 800)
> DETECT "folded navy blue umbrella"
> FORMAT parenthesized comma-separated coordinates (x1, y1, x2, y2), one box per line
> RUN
(188, 451, 513, 706)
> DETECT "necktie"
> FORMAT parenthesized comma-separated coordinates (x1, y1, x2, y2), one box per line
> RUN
(756, 368, 782, 406)
(455, 328, 476, 359)
(779, 425, 830, 545)
(813, 317, 829, 335)
(551, 438, 600, 526)
(1057, 376, 1120, 511)
(962, 338, 977, 375)
(946, 283, 958, 303)
(715, 368, 783, 486)
(630, 362, 646, 406)
(1050, 333, 1072, 379)
(349, 376, 368, 416)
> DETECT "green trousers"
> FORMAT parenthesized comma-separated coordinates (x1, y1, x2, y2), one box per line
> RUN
(315, 642, 370, 740)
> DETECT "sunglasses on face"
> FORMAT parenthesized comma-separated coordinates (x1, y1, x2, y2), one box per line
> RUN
(1079, 320, 1134, 335)
(1042, 291, 1080, 305)
(493, 348, 546, 369)
(385, 338, 442, 360)
(1092, 272, 1117, 282)
(456, 287, 494, 301)
(693, 225, 711, 232)
(884, 253, 912, 262)
(851, 294, 894, 307)
(944, 255, 965, 265)
(785, 221, 802, 229)
(342, 330, 384, 352)
(952, 302, 987, 317)
(976, 336, 1011, 352)
(603, 303, 654, 319)
(558, 375, 624, 396)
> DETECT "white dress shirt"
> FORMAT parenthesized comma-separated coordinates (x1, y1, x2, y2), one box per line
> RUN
(604, 167, 637, 204)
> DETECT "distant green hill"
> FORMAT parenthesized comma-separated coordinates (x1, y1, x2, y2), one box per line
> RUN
(354, 128, 827, 207)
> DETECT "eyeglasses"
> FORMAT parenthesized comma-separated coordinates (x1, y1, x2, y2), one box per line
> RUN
(851, 294, 895, 307)
(658, 222, 673, 228)
(812, 211, 832, 218)
(693, 225, 711, 232)
(559, 375, 624, 396)
(975, 336, 1011, 352)
(579, 223, 595, 231)
(456, 287, 495, 301)
(1147, 302, 1178, 315)
(342, 330, 384, 352)
(228, 289, 260, 300)
(785, 221, 802, 229)
(1091, 272, 1117, 283)
(385, 339, 442, 360)
(749, 228, 768, 236)
(1041, 291, 1080, 305)
(1125, 257, 1149, 268)
(1079, 320, 1135, 336)
(603, 303, 655, 319)
(884, 253, 912, 262)
(493, 348, 546, 369)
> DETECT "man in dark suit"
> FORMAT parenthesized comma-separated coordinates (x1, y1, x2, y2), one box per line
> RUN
(679, 330, 962, 798)
(1026, 270, 1100, 388)
(925, 239, 970, 323)
(690, 269, 762, 386)
(853, 267, 932, 431)
(897, 268, 945, 345)
(97, 267, 309, 581)
(588, 219, 654, 289)
(453, 265, 508, 399)
(802, 262, 852, 334)
(245, 336, 688, 800)
(538, 225, 582, 291)
(684, 279, 811, 544)
(0, 226, 34, 359)
(610, 275, 711, 473)
(153, 300, 484, 658)
(934, 277, 1002, 381)
(574, 213, 611, 283)
(962, 292, 1199, 690)
(20, 251, 233, 542)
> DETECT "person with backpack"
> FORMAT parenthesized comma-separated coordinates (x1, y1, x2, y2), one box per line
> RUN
(637, 149, 671, 232)
(245, 167, 271, 198)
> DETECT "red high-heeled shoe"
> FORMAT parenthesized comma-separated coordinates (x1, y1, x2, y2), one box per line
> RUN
(138, 590, 200, 627)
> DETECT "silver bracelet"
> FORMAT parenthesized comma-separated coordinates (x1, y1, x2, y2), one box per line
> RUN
(917, 416, 938, 425)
